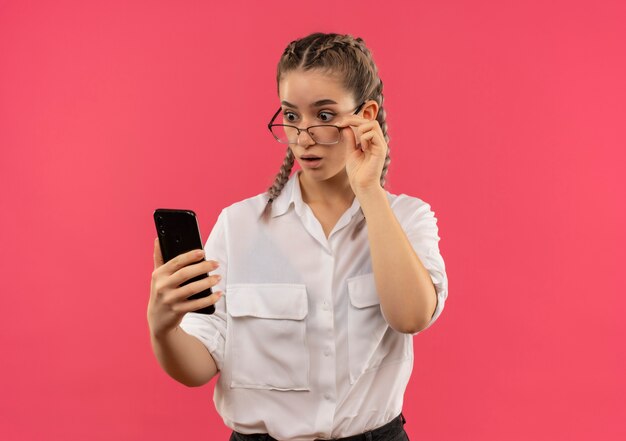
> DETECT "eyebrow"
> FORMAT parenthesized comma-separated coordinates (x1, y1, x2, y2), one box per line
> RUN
(280, 99, 339, 109)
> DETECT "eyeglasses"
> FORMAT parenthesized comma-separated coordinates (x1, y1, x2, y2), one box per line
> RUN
(267, 102, 365, 145)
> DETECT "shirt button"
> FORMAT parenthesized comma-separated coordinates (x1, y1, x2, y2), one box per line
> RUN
(324, 348, 331, 356)
(324, 393, 332, 400)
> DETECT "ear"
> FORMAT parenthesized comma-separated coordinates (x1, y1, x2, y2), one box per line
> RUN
(361, 99, 379, 121)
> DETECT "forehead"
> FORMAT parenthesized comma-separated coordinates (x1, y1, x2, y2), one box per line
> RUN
(278, 69, 352, 106)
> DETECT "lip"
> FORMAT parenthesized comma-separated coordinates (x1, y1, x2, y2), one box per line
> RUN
(301, 154, 323, 159)
(300, 156, 323, 168)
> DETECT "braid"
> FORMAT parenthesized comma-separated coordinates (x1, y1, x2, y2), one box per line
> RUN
(374, 80, 391, 187)
(282, 43, 294, 59)
(306, 34, 348, 64)
(262, 148, 295, 219)
(268, 147, 295, 202)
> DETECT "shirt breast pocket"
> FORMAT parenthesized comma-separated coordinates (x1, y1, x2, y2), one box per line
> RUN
(226, 283, 310, 391)
(347, 273, 410, 384)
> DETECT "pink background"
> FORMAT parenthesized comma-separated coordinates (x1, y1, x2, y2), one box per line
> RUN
(1, 0, 624, 440)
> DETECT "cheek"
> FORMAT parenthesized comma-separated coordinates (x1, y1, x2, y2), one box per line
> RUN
(288, 147, 301, 163)
(329, 144, 349, 165)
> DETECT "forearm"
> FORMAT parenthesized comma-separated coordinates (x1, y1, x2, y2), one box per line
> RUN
(150, 326, 218, 387)
(358, 187, 437, 334)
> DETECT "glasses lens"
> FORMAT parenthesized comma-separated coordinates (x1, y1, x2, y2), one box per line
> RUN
(308, 126, 340, 144)
(270, 125, 340, 144)
(270, 125, 297, 143)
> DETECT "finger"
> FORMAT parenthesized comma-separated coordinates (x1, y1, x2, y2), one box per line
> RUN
(360, 131, 375, 149)
(153, 237, 164, 269)
(339, 114, 368, 127)
(340, 117, 381, 140)
(162, 248, 206, 275)
(175, 291, 223, 314)
(361, 129, 386, 150)
(341, 118, 379, 148)
(171, 260, 219, 288)
(354, 121, 379, 135)
(173, 274, 222, 302)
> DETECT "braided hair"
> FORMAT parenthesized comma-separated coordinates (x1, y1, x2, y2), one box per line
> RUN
(262, 32, 390, 220)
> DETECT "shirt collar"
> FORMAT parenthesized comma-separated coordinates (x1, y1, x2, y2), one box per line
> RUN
(270, 170, 301, 218)
(271, 170, 363, 221)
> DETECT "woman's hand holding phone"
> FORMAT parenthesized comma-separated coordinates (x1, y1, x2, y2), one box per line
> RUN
(148, 238, 223, 339)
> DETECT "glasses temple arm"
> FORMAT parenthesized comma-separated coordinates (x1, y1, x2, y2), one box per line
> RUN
(268, 107, 282, 129)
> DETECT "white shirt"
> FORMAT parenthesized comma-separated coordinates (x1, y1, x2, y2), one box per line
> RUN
(180, 170, 448, 441)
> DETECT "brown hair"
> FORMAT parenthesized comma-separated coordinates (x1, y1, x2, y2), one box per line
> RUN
(262, 32, 390, 220)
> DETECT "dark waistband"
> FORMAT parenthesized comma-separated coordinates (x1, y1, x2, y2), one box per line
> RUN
(233, 412, 406, 441)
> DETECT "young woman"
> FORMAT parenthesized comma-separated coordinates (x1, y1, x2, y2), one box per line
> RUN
(148, 32, 448, 441)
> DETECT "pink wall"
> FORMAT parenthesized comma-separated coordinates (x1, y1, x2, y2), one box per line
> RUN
(1, 1, 624, 440)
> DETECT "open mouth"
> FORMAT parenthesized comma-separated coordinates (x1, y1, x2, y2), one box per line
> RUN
(301, 156, 323, 168)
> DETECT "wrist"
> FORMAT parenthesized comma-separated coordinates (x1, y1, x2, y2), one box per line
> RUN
(150, 323, 181, 342)
(356, 185, 390, 220)
(355, 184, 387, 205)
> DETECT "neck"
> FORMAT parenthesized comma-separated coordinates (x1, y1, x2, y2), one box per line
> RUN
(298, 170, 355, 207)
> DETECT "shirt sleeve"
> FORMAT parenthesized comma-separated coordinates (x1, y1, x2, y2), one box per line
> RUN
(395, 195, 449, 335)
(179, 209, 228, 372)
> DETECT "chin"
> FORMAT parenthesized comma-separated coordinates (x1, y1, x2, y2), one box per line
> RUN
(299, 165, 347, 182)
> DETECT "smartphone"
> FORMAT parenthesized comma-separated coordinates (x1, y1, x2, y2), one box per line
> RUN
(153, 208, 215, 315)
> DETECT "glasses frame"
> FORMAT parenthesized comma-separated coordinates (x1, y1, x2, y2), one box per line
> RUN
(267, 102, 366, 145)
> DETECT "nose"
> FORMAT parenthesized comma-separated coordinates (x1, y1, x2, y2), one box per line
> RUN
(296, 128, 316, 147)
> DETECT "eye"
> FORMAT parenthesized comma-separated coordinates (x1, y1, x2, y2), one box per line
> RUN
(319, 111, 335, 122)
(283, 111, 298, 123)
